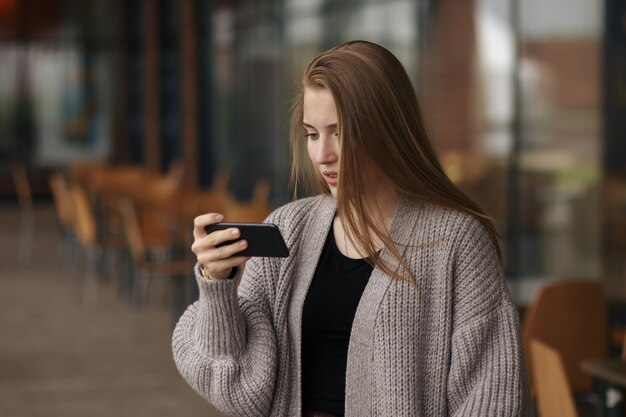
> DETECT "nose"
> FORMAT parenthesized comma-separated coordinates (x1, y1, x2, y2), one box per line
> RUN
(312, 135, 338, 165)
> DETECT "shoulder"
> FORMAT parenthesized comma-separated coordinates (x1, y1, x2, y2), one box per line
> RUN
(399, 197, 502, 286)
(397, 197, 488, 248)
(410, 200, 498, 268)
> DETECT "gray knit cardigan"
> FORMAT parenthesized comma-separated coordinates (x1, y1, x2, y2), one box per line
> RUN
(172, 194, 534, 416)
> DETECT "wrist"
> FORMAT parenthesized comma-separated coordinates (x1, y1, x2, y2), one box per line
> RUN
(200, 265, 237, 280)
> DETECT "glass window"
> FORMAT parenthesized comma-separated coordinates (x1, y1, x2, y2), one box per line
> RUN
(474, 0, 603, 292)
(0, 0, 120, 167)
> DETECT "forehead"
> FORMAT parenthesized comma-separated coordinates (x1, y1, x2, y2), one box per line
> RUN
(302, 87, 337, 127)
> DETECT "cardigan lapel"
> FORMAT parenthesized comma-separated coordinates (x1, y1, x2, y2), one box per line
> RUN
(345, 195, 421, 417)
(287, 194, 337, 414)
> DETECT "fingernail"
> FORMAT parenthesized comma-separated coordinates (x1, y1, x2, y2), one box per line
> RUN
(231, 229, 239, 236)
(239, 240, 247, 246)
(215, 214, 223, 221)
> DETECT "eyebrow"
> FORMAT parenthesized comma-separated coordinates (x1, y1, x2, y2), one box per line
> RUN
(303, 122, 337, 130)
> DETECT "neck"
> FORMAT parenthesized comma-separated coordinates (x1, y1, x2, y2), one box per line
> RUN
(370, 186, 399, 228)
(333, 186, 399, 258)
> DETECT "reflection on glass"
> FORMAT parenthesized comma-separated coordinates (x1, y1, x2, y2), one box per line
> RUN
(475, 0, 602, 287)
(0, 0, 118, 167)
(28, 45, 112, 166)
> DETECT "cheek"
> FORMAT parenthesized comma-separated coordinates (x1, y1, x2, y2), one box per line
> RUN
(332, 135, 341, 159)
(306, 140, 315, 162)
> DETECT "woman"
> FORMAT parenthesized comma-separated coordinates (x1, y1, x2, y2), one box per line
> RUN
(173, 40, 533, 417)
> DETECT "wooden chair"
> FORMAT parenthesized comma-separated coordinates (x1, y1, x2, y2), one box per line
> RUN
(223, 178, 274, 223)
(49, 173, 74, 232)
(531, 339, 579, 417)
(125, 162, 189, 251)
(11, 163, 33, 263)
(155, 170, 235, 256)
(117, 198, 190, 332)
(192, 169, 233, 214)
(523, 280, 607, 407)
(70, 183, 125, 305)
(224, 201, 274, 223)
(49, 173, 78, 262)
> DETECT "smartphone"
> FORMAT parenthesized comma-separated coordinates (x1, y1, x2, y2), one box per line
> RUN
(204, 222, 289, 258)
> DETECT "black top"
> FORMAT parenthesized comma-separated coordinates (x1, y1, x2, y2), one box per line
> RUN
(301, 225, 374, 417)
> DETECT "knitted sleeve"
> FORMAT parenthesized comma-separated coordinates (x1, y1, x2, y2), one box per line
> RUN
(171, 252, 280, 417)
(446, 216, 534, 416)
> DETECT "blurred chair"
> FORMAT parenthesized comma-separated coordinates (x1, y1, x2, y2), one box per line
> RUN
(49, 172, 77, 263)
(132, 162, 189, 250)
(163, 159, 186, 189)
(67, 162, 107, 190)
(523, 280, 606, 411)
(70, 183, 125, 305)
(89, 165, 146, 194)
(531, 339, 579, 417)
(89, 165, 147, 244)
(195, 168, 233, 214)
(157, 169, 235, 256)
(117, 197, 190, 334)
(223, 178, 274, 223)
(11, 163, 33, 263)
(138, 160, 186, 205)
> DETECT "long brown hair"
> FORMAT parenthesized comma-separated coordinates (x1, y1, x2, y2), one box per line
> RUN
(289, 40, 502, 284)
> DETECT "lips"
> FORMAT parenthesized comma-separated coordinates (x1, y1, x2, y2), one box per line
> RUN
(322, 170, 338, 186)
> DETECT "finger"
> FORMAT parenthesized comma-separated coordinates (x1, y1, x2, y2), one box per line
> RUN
(206, 227, 242, 247)
(198, 239, 248, 263)
(192, 227, 241, 254)
(191, 227, 241, 256)
(193, 213, 224, 239)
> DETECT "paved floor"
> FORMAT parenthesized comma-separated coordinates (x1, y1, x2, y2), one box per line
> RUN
(0, 206, 225, 417)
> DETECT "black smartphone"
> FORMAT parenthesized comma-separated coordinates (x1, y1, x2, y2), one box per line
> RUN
(204, 222, 289, 258)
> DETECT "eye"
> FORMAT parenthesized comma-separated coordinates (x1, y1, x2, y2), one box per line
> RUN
(304, 132, 319, 140)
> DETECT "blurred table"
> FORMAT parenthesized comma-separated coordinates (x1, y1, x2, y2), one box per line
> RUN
(582, 359, 626, 417)
(582, 359, 626, 387)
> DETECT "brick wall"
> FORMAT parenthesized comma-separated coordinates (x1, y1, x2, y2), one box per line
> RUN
(525, 39, 600, 109)
(419, 0, 478, 156)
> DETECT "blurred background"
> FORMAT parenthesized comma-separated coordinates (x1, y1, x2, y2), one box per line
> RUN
(0, 0, 625, 416)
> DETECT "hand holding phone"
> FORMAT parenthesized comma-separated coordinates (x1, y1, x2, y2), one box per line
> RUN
(192, 213, 288, 280)
(204, 222, 289, 258)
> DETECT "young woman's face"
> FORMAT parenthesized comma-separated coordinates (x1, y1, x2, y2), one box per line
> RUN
(303, 87, 340, 198)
